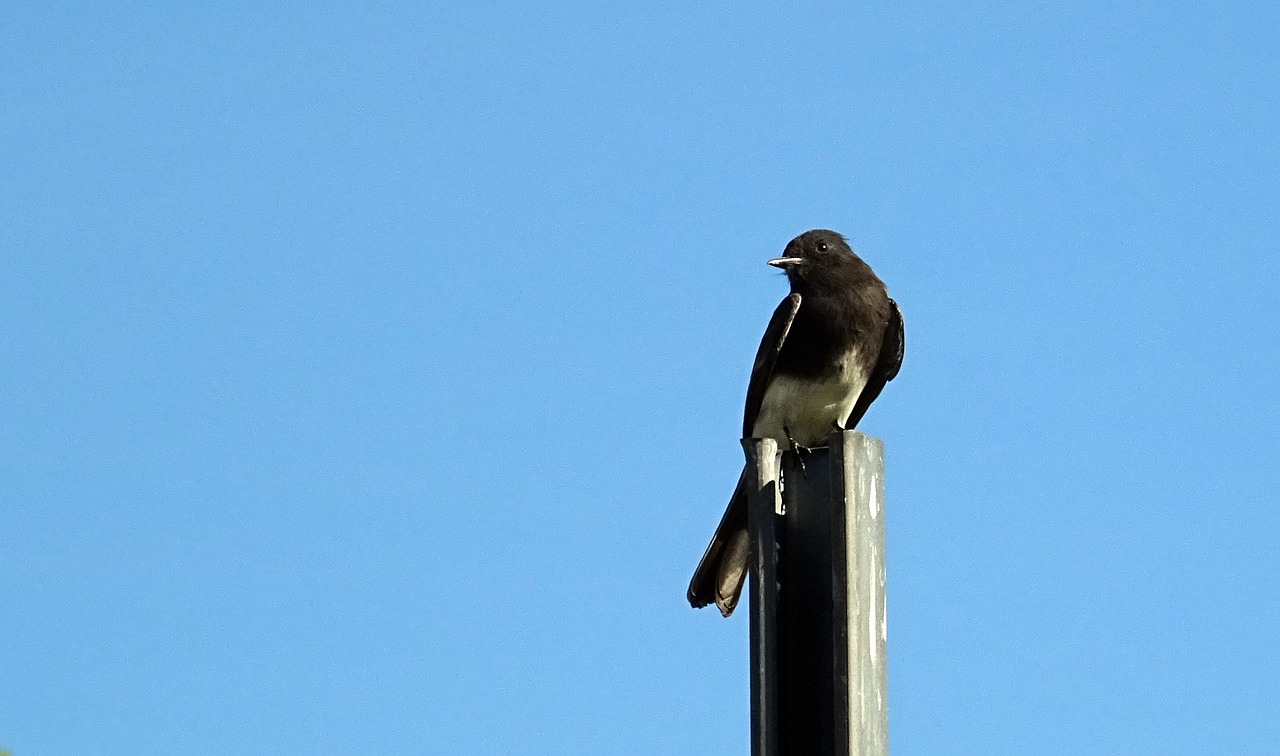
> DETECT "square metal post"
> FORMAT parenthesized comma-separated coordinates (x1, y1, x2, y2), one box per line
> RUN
(743, 431, 888, 756)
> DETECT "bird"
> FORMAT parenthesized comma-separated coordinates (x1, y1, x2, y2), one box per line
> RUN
(687, 229, 904, 617)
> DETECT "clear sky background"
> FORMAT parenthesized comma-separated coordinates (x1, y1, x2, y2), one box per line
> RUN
(2, 2, 1278, 754)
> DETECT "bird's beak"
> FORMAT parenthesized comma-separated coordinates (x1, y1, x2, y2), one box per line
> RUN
(767, 257, 803, 269)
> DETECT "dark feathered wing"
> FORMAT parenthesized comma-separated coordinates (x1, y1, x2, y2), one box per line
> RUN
(687, 293, 802, 615)
(844, 298, 904, 431)
(742, 293, 802, 437)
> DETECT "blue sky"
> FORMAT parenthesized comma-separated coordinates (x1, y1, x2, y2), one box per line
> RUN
(2, 2, 1278, 754)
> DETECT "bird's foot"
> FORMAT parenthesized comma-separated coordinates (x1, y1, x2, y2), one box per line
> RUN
(784, 426, 812, 477)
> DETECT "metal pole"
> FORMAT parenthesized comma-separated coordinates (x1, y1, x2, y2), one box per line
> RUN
(831, 431, 889, 756)
(744, 437, 781, 756)
(743, 431, 888, 756)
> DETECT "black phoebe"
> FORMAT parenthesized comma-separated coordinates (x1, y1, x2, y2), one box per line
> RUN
(687, 229, 904, 617)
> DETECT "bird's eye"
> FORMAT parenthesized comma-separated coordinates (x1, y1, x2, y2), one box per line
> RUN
(817, 241, 828, 252)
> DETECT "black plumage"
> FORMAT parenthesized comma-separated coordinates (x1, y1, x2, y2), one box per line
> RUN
(687, 229, 904, 617)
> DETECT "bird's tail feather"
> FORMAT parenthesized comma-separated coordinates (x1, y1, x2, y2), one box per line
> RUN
(687, 471, 749, 617)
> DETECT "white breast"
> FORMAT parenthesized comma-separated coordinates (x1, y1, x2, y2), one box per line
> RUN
(750, 347, 867, 448)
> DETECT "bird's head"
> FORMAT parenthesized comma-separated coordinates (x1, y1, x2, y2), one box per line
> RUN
(767, 229, 858, 282)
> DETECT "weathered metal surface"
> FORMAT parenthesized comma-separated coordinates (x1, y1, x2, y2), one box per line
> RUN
(744, 437, 781, 756)
(831, 431, 889, 756)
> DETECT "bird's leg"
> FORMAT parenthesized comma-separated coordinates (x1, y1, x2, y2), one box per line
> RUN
(784, 425, 810, 477)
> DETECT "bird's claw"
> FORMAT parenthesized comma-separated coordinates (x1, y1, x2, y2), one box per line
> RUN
(784, 426, 811, 477)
